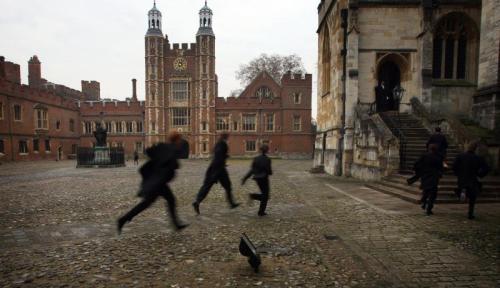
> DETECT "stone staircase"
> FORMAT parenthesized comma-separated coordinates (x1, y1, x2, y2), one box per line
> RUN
(366, 112, 500, 204)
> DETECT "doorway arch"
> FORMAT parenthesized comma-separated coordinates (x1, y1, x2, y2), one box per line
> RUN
(375, 54, 407, 112)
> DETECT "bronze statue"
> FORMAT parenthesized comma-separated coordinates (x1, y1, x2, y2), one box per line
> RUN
(94, 124, 107, 147)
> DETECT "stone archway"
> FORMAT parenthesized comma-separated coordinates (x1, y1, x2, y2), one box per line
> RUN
(375, 53, 410, 112)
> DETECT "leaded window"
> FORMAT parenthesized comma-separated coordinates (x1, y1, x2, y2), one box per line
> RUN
(35, 109, 48, 129)
(242, 114, 256, 132)
(172, 108, 190, 126)
(216, 114, 230, 131)
(19, 140, 28, 154)
(255, 86, 273, 100)
(432, 13, 477, 80)
(126, 122, 133, 133)
(265, 113, 274, 132)
(246, 140, 257, 152)
(172, 81, 189, 101)
(293, 116, 302, 132)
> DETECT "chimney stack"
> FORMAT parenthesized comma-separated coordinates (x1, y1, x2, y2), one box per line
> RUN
(132, 78, 138, 101)
(28, 55, 42, 88)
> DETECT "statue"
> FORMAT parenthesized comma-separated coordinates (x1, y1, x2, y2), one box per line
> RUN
(94, 124, 108, 147)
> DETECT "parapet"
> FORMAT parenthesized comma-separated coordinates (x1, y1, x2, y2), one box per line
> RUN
(168, 43, 197, 52)
(281, 72, 312, 86)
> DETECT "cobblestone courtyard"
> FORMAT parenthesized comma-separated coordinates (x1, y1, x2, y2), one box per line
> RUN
(0, 160, 498, 287)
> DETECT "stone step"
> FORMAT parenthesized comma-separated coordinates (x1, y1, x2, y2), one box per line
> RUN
(366, 182, 500, 204)
(383, 176, 500, 196)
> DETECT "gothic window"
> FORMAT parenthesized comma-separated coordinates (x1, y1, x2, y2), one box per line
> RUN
(171, 108, 190, 126)
(126, 122, 133, 133)
(432, 13, 478, 80)
(156, 20, 160, 28)
(255, 86, 273, 99)
(172, 81, 189, 101)
(293, 115, 302, 132)
(245, 140, 257, 152)
(14, 104, 22, 121)
(105, 122, 112, 133)
(202, 142, 208, 153)
(293, 92, 302, 104)
(242, 114, 256, 132)
(137, 121, 143, 133)
(84, 122, 92, 134)
(34, 108, 48, 129)
(19, 140, 28, 154)
(202, 121, 208, 131)
(265, 113, 274, 132)
(233, 121, 238, 131)
(321, 25, 331, 94)
(116, 121, 123, 133)
(216, 114, 230, 131)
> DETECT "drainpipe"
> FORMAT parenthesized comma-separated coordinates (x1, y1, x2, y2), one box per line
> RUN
(336, 8, 349, 176)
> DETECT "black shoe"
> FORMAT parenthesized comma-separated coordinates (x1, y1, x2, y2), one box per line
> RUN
(421, 203, 426, 210)
(426, 210, 433, 216)
(258, 212, 268, 217)
(175, 223, 189, 231)
(192, 202, 200, 215)
(468, 215, 475, 220)
(117, 218, 127, 235)
(230, 203, 241, 209)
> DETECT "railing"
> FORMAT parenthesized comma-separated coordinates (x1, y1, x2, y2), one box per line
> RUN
(380, 112, 408, 171)
(410, 97, 476, 149)
(77, 147, 125, 167)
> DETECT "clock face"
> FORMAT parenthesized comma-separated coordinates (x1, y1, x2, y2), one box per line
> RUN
(174, 57, 187, 71)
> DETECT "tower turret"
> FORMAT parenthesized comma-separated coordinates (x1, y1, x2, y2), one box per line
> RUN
(197, 1, 214, 36)
(146, 0, 163, 36)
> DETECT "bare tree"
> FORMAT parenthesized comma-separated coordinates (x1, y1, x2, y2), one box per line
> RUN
(235, 54, 305, 86)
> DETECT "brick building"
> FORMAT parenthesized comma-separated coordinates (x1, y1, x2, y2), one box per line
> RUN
(144, 1, 314, 158)
(0, 56, 84, 161)
(0, 1, 314, 162)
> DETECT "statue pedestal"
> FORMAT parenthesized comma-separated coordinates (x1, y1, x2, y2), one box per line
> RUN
(94, 147, 111, 165)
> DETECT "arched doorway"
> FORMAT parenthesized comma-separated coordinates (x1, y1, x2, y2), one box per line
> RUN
(376, 61, 401, 112)
(178, 139, 189, 159)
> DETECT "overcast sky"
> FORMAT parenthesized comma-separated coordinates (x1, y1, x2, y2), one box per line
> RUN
(0, 0, 318, 117)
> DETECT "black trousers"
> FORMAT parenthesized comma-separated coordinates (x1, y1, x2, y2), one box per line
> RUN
(122, 185, 180, 226)
(421, 187, 438, 212)
(195, 168, 236, 205)
(465, 186, 478, 217)
(250, 178, 270, 214)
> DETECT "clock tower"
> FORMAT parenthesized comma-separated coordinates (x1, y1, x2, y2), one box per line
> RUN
(194, 1, 217, 157)
(144, 1, 217, 157)
(145, 0, 166, 146)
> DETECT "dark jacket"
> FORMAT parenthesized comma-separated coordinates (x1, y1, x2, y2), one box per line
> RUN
(453, 151, 490, 190)
(210, 140, 229, 169)
(426, 133, 448, 153)
(243, 154, 273, 182)
(138, 143, 179, 198)
(414, 152, 443, 190)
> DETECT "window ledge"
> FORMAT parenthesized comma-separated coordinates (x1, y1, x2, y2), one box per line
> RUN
(19, 153, 29, 156)
(432, 79, 476, 87)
